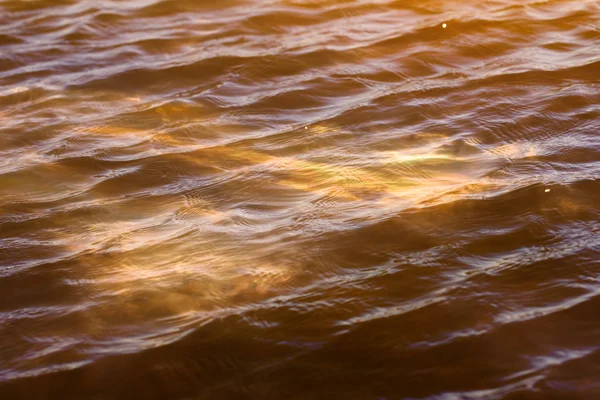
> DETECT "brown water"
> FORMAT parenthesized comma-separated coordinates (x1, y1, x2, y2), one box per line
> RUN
(1, 0, 600, 398)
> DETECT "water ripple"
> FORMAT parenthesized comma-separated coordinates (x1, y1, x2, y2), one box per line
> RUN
(1, 0, 599, 398)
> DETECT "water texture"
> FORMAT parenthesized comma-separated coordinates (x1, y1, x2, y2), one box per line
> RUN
(1, 0, 599, 398)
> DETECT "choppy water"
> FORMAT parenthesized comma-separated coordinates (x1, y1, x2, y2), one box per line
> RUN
(1, 0, 600, 398)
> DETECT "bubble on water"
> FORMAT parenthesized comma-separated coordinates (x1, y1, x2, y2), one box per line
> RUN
(442, 23, 447, 29)
(545, 188, 551, 193)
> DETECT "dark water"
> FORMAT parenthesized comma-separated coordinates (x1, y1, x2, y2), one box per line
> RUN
(1, 0, 600, 398)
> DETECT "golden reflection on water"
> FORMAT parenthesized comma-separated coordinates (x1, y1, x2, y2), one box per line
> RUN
(1, 0, 600, 398)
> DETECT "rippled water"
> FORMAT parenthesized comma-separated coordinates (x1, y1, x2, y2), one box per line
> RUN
(1, 0, 600, 398)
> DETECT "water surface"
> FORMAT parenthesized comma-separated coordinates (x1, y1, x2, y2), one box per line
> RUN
(1, 0, 600, 398)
